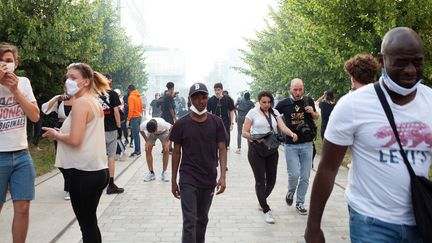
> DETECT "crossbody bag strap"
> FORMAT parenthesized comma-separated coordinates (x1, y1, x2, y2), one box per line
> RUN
(260, 107, 279, 133)
(373, 82, 416, 178)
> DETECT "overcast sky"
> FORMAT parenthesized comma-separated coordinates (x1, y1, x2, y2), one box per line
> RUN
(120, 0, 276, 83)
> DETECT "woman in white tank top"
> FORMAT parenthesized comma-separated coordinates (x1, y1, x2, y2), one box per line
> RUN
(42, 63, 110, 243)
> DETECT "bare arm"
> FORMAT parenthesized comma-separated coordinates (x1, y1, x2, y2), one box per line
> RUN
(2, 73, 39, 122)
(304, 139, 348, 242)
(171, 143, 181, 199)
(169, 107, 176, 123)
(43, 98, 93, 147)
(216, 141, 227, 195)
(41, 95, 61, 115)
(276, 116, 298, 142)
(139, 131, 148, 142)
(113, 106, 121, 128)
(315, 92, 326, 105)
(241, 117, 253, 139)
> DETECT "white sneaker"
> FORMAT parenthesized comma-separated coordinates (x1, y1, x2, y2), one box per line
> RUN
(143, 172, 155, 182)
(64, 191, 70, 200)
(119, 152, 127, 161)
(264, 210, 275, 224)
(161, 171, 170, 182)
(234, 148, 241, 154)
(115, 154, 120, 161)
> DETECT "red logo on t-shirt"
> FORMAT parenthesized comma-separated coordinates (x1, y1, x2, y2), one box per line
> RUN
(374, 121, 432, 148)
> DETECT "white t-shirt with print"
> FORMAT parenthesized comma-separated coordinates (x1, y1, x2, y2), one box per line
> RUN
(245, 107, 281, 135)
(325, 82, 432, 225)
(0, 77, 36, 151)
(140, 117, 171, 135)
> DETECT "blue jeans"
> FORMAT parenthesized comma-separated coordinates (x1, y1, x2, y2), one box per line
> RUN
(130, 117, 142, 154)
(284, 142, 313, 204)
(349, 206, 423, 243)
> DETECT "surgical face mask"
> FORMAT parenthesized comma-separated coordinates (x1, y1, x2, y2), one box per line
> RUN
(190, 104, 207, 116)
(65, 79, 81, 97)
(6, 62, 15, 73)
(382, 68, 421, 96)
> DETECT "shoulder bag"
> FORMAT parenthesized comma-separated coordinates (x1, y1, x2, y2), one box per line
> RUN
(374, 82, 432, 242)
(252, 109, 280, 157)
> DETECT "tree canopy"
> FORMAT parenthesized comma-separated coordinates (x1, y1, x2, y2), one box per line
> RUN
(239, 0, 432, 98)
(0, 0, 147, 96)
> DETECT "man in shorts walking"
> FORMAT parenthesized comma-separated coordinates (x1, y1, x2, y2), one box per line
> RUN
(100, 74, 124, 194)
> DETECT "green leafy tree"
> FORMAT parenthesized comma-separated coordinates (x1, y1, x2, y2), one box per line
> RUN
(0, 0, 147, 96)
(240, 0, 432, 98)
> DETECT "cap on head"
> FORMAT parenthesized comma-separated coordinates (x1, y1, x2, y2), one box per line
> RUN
(189, 83, 208, 97)
(114, 89, 121, 96)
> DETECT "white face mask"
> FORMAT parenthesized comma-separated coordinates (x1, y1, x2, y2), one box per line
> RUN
(382, 61, 421, 96)
(190, 104, 207, 116)
(6, 62, 15, 73)
(65, 79, 81, 97)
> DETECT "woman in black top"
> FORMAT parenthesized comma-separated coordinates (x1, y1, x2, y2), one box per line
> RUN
(316, 89, 336, 140)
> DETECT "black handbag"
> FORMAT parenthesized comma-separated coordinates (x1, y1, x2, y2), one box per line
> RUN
(374, 82, 432, 242)
(252, 109, 280, 157)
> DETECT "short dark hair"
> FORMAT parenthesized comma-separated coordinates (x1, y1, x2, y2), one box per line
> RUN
(244, 92, 250, 100)
(104, 73, 112, 80)
(166, 82, 174, 90)
(326, 89, 334, 101)
(214, 83, 223, 89)
(127, 84, 136, 91)
(344, 54, 380, 85)
(146, 119, 157, 133)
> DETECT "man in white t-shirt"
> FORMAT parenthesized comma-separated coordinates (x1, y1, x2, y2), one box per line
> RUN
(0, 43, 40, 243)
(140, 118, 172, 182)
(305, 27, 431, 242)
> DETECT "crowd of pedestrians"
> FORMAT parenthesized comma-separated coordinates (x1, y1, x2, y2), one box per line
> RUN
(1, 26, 431, 243)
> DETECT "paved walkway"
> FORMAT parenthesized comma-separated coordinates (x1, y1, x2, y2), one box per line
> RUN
(0, 129, 350, 243)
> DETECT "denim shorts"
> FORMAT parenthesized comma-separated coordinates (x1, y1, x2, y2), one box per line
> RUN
(0, 150, 35, 204)
(348, 206, 423, 243)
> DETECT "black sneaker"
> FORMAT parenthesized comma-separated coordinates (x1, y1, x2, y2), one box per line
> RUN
(295, 203, 307, 215)
(129, 152, 141, 158)
(285, 191, 294, 206)
(107, 184, 125, 194)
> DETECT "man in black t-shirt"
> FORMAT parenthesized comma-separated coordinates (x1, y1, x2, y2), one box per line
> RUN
(100, 74, 124, 194)
(315, 89, 336, 139)
(207, 83, 235, 149)
(149, 92, 162, 117)
(275, 78, 319, 215)
(170, 82, 227, 243)
(161, 82, 176, 125)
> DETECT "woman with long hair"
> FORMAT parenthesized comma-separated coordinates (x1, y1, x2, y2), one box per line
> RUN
(42, 63, 109, 243)
(242, 91, 298, 224)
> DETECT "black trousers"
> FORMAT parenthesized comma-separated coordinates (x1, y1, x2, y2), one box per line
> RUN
(223, 122, 231, 148)
(68, 168, 109, 243)
(58, 167, 70, 192)
(180, 183, 214, 243)
(247, 142, 278, 213)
